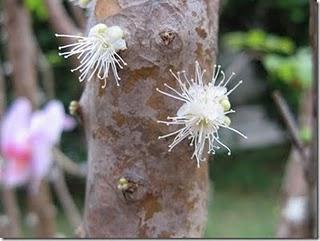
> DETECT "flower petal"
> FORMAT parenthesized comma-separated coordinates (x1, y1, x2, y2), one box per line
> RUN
(112, 39, 127, 51)
(63, 116, 77, 131)
(30, 138, 53, 180)
(30, 101, 66, 144)
(0, 157, 31, 188)
(0, 98, 32, 153)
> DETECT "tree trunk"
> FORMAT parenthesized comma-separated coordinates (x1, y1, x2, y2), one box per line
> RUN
(4, 0, 38, 106)
(309, 0, 318, 237)
(276, 1, 317, 237)
(81, 0, 220, 238)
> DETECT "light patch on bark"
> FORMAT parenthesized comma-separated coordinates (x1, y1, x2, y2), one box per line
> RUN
(282, 196, 308, 224)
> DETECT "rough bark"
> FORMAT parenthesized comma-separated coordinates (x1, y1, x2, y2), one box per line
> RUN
(81, 0, 219, 238)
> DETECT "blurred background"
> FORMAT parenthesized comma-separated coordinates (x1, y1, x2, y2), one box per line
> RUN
(0, 0, 317, 238)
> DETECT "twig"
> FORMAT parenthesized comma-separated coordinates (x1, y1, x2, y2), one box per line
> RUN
(67, 2, 86, 30)
(37, 45, 55, 99)
(27, 182, 56, 237)
(44, 0, 82, 72)
(53, 147, 87, 178)
(51, 166, 82, 230)
(2, 188, 22, 237)
(272, 90, 308, 163)
(44, 0, 81, 36)
(0, 64, 5, 117)
(4, 0, 38, 106)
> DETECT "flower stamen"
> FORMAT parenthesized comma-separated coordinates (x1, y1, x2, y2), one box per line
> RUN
(56, 24, 127, 88)
(157, 62, 247, 167)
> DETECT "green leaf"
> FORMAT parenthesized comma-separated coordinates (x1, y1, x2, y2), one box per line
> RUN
(277, 61, 295, 83)
(262, 54, 284, 75)
(24, 0, 48, 21)
(223, 29, 295, 55)
(246, 29, 267, 50)
(223, 32, 247, 50)
(263, 47, 312, 89)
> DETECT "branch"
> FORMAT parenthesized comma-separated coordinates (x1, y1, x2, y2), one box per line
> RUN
(1, 188, 22, 237)
(44, 0, 82, 73)
(44, 0, 81, 37)
(53, 148, 87, 178)
(27, 183, 56, 237)
(67, 2, 86, 30)
(36, 45, 55, 100)
(51, 166, 82, 231)
(4, 0, 38, 106)
(272, 90, 308, 163)
(0, 64, 5, 117)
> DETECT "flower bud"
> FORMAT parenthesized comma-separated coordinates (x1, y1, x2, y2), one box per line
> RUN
(69, 100, 79, 116)
(78, 0, 91, 8)
(224, 116, 231, 126)
(108, 26, 124, 41)
(117, 177, 129, 190)
(89, 23, 108, 37)
(220, 97, 231, 111)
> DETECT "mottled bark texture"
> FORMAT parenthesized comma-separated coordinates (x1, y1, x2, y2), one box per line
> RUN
(81, 0, 219, 238)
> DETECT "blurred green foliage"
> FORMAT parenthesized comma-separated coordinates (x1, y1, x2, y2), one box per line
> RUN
(46, 50, 64, 66)
(274, 0, 310, 24)
(224, 29, 295, 55)
(220, 0, 311, 111)
(223, 29, 311, 91)
(223, 28, 311, 109)
(24, 0, 48, 21)
(220, 0, 309, 45)
(263, 47, 312, 90)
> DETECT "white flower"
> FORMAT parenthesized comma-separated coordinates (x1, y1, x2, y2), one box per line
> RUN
(55, 23, 127, 88)
(69, 0, 93, 8)
(157, 61, 247, 167)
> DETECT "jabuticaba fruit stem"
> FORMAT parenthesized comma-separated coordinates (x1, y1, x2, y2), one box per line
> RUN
(81, 0, 220, 238)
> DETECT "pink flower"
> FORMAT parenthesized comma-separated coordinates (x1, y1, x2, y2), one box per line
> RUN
(0, 98, 75, 190)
